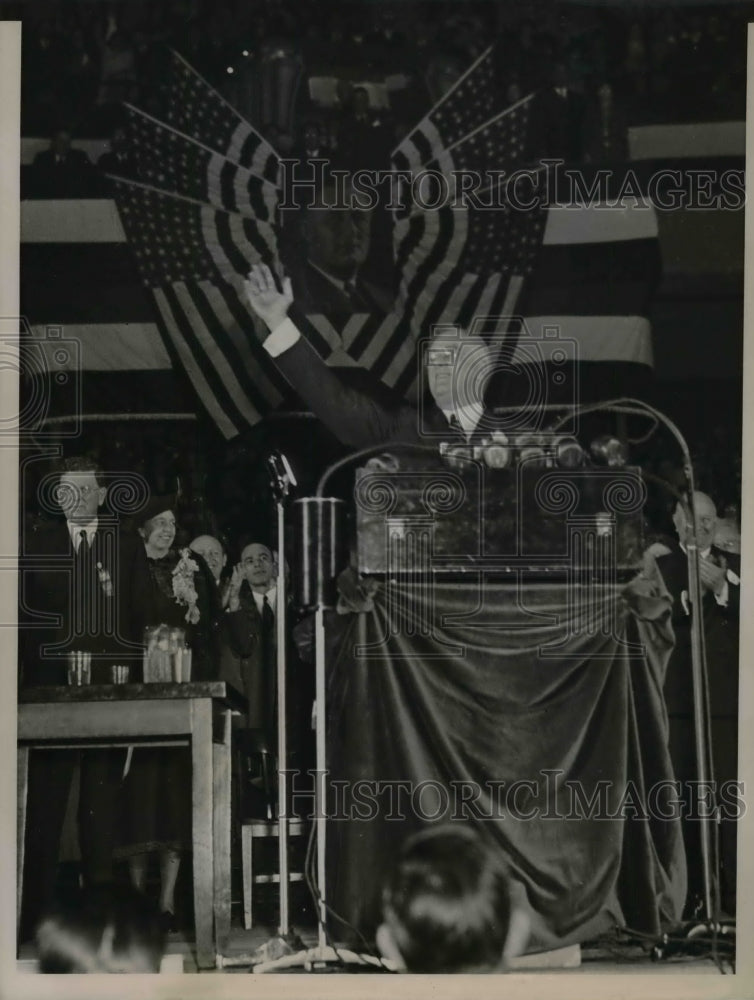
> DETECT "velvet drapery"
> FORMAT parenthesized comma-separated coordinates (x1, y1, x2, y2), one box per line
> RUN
(321, 575, 686, 950)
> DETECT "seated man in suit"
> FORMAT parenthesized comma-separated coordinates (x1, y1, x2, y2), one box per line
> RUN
(32, 127, 93, 196)
(245, 262, 496, 448)
(377, 825, 530, 973)
(19, 457, 141, 941)
(650, 490, 740, 916)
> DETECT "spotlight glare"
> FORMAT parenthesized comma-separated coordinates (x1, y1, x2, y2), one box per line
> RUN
(227, 66, 234, 74)
(590, 434, 627, 467)
(555, 436, 585, 468)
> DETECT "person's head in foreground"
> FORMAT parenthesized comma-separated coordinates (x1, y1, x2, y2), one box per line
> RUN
(36, 885, 165, 973)
(377, 825, 530, 973)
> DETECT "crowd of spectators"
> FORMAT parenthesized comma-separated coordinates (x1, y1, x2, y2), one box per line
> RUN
(10, 0, 751, 140)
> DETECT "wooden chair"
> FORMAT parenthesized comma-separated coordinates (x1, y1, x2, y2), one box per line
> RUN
(240, 818, 306, 929)
(238, 728, 306, 929)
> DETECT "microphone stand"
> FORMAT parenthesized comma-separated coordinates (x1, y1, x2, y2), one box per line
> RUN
(218, 452, 304, 968)
(545, 398, 732, 957)
(252, 490, 387, 973)
(218, 458, 385, 971)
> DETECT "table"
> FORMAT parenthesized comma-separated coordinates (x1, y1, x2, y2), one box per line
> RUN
(17, 681, 245, 969)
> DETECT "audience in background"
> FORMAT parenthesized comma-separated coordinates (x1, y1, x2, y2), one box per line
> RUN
(32, 127, 93, 196)
(189, 533, 230, 607)
(97, 123, 138, 179)
(15, 0, 749, 139)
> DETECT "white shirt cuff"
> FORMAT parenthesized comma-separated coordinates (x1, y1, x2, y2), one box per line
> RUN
(264, 317, 301, 357)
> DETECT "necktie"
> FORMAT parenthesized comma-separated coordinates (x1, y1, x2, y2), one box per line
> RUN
(261, 595, 276, 734)
(448, 414, 463, 439)
(344, 280, 367, 311)
(74, 530, 91, 636)
(262, 594, 275, 637)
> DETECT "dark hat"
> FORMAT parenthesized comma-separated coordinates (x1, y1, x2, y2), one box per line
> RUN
(131, 493, 176, 529)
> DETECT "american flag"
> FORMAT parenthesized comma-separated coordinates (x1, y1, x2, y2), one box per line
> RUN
(98, 45, 652, 437)
(392, 46, 502, 172)
(148, 49, 279, 183)
(122, 104, 278, 221)
(103, 45, 542, 433)
(111, 176, 288, 437)
(391, 86, 547, 394)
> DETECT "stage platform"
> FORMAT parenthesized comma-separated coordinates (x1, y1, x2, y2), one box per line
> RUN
(17, 922, 729, 975)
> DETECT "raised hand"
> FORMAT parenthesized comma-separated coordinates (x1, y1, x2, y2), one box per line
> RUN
(244, 263, 293, 332)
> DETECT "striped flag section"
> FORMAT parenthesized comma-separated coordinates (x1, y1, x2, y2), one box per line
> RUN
(122, 104, 279, 221)
(520, 199, 661, 368)
(23, 42, 739, 435)
(21, 195, 662, 403)
(392, 46, 502, 170)
(393, 93, 546, 378)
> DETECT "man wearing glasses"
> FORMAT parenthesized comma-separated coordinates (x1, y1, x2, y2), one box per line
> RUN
(223, 541, 310, 816)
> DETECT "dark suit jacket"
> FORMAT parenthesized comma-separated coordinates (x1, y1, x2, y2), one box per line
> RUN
(97, 150, 138, 180)
(124, 540, 223, 682)
(530, 87, 585, 162)
(291, 262, 392, 325)
(337, 112, 392, 172)
(223, 590, 275, 731)
(656, 541, 740, 720)
(268, 328, 485, 449)
(20, 518, 142, 686)
(223, 589, 311, 746)
(32, 148, 94, 196)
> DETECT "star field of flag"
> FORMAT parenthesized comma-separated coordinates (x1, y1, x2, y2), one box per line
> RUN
(390, 50, 546, 357)
(149, 49, 279, 182)
(430, 97, 534, 178)
(124, 105, 277, 222)
(396, 47, 500, 165)
(111, 178, 275, 288)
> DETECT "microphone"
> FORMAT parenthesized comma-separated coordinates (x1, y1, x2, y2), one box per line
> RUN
(266, 451, 297, 500)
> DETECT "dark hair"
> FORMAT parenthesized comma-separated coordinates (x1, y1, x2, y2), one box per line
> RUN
(237, 535, 275, 556)
(383, 825, 512, 973)
(59, 456, 105, 488)
(36, 885, 165, 974)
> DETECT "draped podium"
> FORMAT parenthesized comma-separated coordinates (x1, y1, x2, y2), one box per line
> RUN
(321, 574, 687, 950)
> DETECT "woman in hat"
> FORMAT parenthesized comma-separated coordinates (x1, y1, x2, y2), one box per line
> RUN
(117, 495, 221, 931)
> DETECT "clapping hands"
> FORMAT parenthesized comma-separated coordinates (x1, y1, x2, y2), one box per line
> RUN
(226, 563, 245, 612)
(699, 555, 727, 597)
